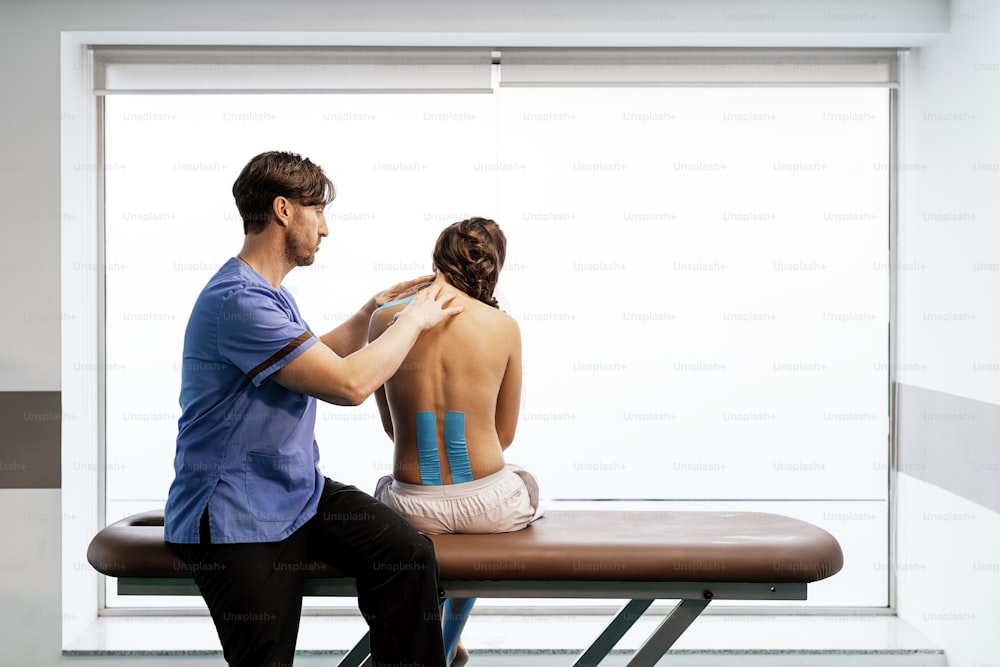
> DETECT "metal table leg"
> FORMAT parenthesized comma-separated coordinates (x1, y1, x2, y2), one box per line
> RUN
(337, 631, 371, 667)
(627, 598, 711, 667)
(574, 599, 654, 666)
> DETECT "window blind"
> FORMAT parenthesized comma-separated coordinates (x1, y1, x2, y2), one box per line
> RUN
(92, 46, 495, 94)
(92, 47, 898, 94)
(498, 48, 899, 86)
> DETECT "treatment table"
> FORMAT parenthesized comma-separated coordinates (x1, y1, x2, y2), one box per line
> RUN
(88, 508, 843, 666)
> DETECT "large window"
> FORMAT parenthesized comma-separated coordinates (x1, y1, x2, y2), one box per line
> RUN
(100, 48, 893, 609)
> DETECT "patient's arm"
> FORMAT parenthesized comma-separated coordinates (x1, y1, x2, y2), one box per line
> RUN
(369, 307, 397, 440)
(495, 319, 522, 449)
(374, 385, 394, 440)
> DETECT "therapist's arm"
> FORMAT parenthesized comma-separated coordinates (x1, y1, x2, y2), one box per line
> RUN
(320, 275, 434, 356)
(274, 284, 460, 406)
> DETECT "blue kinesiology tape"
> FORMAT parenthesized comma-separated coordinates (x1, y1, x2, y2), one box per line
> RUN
(414, 411, 442, 486)
(444, 411, 473, 484)
(373, 295, 414, 312)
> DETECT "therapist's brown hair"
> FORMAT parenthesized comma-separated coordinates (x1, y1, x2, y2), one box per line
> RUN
(232, 151, 336, 234)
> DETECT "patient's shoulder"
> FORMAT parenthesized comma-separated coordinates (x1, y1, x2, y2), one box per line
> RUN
(368, 299, 409, 339)
(464, 302, 520, 351)
(469, 298, 519, 328)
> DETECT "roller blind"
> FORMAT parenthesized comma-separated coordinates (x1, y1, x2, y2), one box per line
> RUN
(499, 48, 899, 86)
(92, 46, 495, 94)
(92, 47, 898, 94)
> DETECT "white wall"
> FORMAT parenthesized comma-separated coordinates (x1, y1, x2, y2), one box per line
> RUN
(0, 0, 956, 664)
(897, 0, 1000, 408)
(896, 476, 1000, 666)
(896, 0, 1000, 664)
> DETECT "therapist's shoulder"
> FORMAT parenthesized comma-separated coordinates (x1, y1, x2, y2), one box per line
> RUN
(218, 279, 292, 318)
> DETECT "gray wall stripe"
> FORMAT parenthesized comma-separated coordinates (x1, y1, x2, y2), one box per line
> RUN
(0, 391, 61, 489)
(897, 383, 1000, 513)
(5, 383, 996, 500)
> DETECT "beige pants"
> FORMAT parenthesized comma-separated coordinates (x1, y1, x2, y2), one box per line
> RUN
(375, 465, 544, 535)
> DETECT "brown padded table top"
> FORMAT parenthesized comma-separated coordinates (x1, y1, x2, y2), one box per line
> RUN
(88, 509, 843, 585)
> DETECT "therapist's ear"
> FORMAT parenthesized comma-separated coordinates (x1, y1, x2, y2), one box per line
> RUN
(272, 196, 293, 227)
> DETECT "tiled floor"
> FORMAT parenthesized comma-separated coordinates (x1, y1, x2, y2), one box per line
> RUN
(67, 610, 945, 665)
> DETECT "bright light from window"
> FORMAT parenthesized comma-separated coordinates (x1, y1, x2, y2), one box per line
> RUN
(104, 86, 889, 608)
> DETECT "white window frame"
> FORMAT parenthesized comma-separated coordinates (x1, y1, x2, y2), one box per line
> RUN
(61, 34, 901, 649)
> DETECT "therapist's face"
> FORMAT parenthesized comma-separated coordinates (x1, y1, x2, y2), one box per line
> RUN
(284, 201, 329, 267)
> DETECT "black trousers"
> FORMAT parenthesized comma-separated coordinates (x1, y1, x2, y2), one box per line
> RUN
(171, 478, 447, 667)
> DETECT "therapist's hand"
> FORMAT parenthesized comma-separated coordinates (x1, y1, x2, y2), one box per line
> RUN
(373, 274, 435, 309)
(395, 283, 463, 331)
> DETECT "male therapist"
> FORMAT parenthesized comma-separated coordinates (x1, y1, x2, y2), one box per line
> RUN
(164, 151, 460, 666)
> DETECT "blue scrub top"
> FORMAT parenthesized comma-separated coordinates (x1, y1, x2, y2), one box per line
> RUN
(164, 258, 324, 544)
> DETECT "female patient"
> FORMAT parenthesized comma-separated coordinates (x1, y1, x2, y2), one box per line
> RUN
(369, 217, 543, 664)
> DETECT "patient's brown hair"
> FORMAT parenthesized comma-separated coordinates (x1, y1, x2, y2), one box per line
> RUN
(432, 217, 506, 308)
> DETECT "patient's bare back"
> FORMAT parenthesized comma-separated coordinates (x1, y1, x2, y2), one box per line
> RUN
(371, 283, 522, 485)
